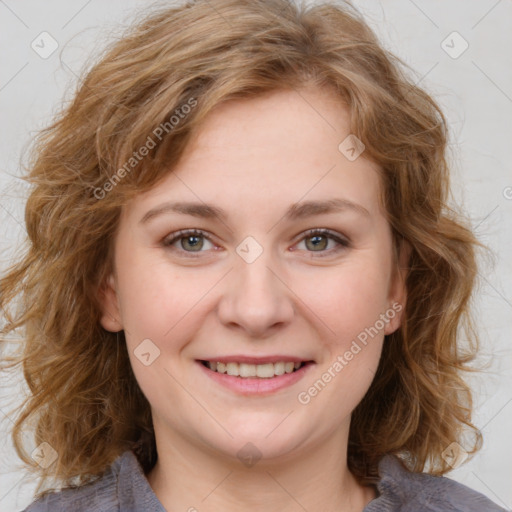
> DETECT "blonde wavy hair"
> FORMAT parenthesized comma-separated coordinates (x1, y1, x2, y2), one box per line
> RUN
(1, 0, 484, 497)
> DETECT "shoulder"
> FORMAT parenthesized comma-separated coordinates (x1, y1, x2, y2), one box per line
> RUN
(21, 453, 124, 512)
(364, 454, 509, 512)
(21, 450, 165, 512)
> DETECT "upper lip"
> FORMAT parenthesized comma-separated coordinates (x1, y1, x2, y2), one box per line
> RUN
(198, 355, 314, 364)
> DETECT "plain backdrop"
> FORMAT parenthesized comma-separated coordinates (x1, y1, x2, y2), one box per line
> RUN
(1, 1, 511, 511)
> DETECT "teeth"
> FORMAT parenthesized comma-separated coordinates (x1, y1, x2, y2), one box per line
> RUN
(252, 363, 270, 378)
(205, 361, 304, 378)
(240, 364, 256, 377)
(274, 362, 285, 376)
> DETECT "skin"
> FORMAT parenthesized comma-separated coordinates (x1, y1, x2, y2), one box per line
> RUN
(99, 86, 408, 512)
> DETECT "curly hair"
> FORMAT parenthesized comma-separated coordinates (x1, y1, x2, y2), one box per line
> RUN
(1, 0, 484, 497)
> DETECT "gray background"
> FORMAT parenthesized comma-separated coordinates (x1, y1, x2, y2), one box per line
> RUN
(1, 0, 511, 510)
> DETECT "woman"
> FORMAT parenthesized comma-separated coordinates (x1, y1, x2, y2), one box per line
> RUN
(1, 0, 506, 510)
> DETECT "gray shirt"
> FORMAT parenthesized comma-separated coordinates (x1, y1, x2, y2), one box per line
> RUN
(22, 450, 508, 511)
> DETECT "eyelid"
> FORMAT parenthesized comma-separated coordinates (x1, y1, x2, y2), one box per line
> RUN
(161, 227, 350, 257)
(162, 229, 218, 253)
(294, 228, 350, 246)
(291, 228, 351, 257)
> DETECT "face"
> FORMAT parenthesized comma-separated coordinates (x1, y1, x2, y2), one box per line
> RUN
(99, 86, 407, 465)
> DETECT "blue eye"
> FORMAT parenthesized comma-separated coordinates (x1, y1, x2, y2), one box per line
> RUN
(162, 228, 350, 258)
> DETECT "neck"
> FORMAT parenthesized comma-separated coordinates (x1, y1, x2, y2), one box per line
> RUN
(146, 420, 377, 512)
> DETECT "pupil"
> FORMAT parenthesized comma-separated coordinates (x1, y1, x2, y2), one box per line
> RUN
(307, 235, 327, 251)
(183, 235, 203, 251)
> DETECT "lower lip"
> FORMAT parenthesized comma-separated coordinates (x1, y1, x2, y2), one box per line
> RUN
(196, 361, 315, 395)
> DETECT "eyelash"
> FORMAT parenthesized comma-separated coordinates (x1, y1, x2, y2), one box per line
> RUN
(161, 228, 350, 258)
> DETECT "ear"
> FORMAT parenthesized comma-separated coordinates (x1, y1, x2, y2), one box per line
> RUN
(384, 238, 411, 336)
(97, 273, 123, 332)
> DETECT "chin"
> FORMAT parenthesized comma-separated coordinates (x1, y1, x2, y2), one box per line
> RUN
(204, 428, 302, 462)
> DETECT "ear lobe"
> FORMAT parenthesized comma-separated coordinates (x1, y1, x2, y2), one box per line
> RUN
(384, 239, 411, 336)
(98, 274, 123, 332)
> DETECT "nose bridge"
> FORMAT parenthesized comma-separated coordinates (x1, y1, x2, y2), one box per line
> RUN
(217, 236, 294, 336)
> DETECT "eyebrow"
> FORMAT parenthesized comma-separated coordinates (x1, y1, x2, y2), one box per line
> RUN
(139, 197, 371, 225)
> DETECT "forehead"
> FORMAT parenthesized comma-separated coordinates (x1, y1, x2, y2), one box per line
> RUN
(126, 87, 384, 223)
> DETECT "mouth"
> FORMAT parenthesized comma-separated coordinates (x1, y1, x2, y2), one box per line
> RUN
(198, 359, 315, 379)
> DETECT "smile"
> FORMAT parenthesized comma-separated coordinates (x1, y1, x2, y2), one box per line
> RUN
(196, 359, 316, 395)
(200, 360, 305, 378)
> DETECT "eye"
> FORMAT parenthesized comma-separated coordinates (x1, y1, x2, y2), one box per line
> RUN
(162, 229, 216, 256)
(294, 228, 350, 257)
(161, 228, 350, 258)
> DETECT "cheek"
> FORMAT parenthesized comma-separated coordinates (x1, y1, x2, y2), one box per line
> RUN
(115, 246, 207, 341)
(115, 253, 208, 408)
(294, 262, 388, 416)
(300, 257, 391, 348)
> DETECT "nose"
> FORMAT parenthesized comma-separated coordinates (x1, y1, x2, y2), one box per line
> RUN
(216, 248, 295, 338)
